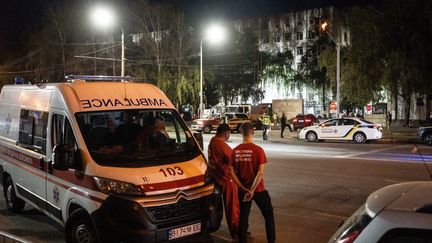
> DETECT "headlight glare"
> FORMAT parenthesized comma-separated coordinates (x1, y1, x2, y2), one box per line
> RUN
(94, 177, 143, 196)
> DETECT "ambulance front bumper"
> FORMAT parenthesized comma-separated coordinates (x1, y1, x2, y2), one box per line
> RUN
(91, 187, 221, 242)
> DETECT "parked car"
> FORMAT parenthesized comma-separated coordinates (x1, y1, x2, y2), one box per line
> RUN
(329, 181, 432, 243)
(291, 114, 319, 131)
(299, 118, 383, 143)
(417, 126, 432, 145)
(191, 113, 251, 134)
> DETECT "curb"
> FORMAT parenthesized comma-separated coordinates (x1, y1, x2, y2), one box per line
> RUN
(0, 231, 29, 243)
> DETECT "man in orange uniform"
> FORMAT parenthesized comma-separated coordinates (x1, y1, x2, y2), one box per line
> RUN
(232, 122, 275, 243)
(208, 124, 244, 239)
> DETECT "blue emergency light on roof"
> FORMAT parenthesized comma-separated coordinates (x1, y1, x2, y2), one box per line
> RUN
(65, 75, 134, 82)
(15, 76, 24, 84)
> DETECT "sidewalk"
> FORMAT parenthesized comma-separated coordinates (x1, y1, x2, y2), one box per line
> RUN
(266, 125, 419, 144)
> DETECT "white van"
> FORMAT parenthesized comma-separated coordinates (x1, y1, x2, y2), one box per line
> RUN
(0, 76, 222, 242)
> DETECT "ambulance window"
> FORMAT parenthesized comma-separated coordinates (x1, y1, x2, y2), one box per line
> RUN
(51, 114, 76, 148)
(18, 109, 48, 155)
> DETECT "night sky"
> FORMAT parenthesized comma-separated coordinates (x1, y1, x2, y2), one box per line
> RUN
(0, 0, 375, 64)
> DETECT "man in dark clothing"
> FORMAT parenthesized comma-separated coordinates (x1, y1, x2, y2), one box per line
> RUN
(232, 122, 276, 243)
(280, 112, 292, 138)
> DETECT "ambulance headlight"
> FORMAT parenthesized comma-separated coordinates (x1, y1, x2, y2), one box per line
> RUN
(94, 177, 143, 196)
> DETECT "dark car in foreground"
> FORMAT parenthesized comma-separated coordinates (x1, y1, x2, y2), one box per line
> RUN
(291, 114, 319, 131)
(417, 126, 432, 145)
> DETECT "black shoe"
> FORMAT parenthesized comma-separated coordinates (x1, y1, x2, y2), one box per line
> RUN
(281, 136, 284, 138)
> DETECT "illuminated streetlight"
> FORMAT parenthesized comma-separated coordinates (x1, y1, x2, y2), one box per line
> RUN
(199, 24, 226, 118)
(90, 5, 125, 77)
(321, 21, 340, 117)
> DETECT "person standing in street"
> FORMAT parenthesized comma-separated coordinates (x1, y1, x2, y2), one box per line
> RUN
(280, 112, 292, 138)
(259, 113, 271, 140)
(208, 123, 241, 240)
(386, 111, 392, 134)
(232, 122, 276, 243)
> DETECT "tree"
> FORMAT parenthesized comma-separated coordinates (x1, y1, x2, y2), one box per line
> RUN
(298, 40, 329, 113)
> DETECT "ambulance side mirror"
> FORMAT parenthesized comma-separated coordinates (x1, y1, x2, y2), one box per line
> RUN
(194, 132, 204, 150)
(53, 144, 78, 170)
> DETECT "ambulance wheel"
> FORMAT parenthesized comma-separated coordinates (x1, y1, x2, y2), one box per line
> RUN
(65, 209, 97, 243)
(203, 125, 212, 134)
(306, 131, 318, 142)
(4, 176, 25, 213)
(353, 132, 366, 144)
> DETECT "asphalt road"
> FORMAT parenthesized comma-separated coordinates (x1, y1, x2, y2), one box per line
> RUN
(1, 134, 432, 243)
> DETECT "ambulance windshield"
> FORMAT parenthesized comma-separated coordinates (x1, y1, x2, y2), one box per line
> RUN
(76, 109, 201, 167)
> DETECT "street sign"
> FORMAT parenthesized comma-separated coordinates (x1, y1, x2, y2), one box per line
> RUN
(330, 102, 337, 113)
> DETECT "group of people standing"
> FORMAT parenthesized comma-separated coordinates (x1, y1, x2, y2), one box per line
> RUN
(208, 122, 276, 243)
(259, 112, 293, 141)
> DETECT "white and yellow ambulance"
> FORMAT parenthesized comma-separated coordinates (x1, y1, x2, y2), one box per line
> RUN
(0, 76, 222, 242)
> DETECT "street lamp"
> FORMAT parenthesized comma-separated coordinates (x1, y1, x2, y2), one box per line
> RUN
(199, 24, 226, 118)
(321, 22, 341, 117)
(90, 6, 125, 77)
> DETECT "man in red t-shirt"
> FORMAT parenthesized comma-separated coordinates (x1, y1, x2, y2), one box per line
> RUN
(232, 122, 276, 243)
(208, 123, 246, 239)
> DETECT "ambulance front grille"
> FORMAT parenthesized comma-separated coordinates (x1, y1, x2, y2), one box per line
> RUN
(145, 198, 203, 222)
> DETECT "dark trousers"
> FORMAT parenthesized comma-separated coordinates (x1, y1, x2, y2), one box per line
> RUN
(280, 124, 292, 138)
(262, 125, 269, 140)
(238, 190, 275, 243)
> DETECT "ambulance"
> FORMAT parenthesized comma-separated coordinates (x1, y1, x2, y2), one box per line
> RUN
(0, 76, 222, 242)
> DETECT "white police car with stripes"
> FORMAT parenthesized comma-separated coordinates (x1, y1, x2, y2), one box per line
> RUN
(299, 118, 383, 143)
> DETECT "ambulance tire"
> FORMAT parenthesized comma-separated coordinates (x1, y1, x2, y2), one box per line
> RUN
(353, 132, 366, 144)
(65, 208, 97, 243)
(4, 176, 25, 213)
(306, 131, 318, 142)
(203, 125, 212, 134)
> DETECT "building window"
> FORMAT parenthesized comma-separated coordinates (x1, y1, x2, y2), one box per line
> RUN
(263, 32, 269, 44)
(274, 34, 281, 43)
(344, 32, 348, 42)
(284, 17, 290, 28)
(284, 32, 291, 42)
(296, 32, 303, 41)
(307, 31, 316, 39)
(297, 47, 304, 56)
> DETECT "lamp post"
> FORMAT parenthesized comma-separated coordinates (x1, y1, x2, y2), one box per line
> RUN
(199, 24, 226, 118)
(321, 22, 341, 117)
(91, 6, 125, 77)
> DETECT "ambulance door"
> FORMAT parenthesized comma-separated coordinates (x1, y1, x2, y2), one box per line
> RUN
(46, 111, 78, 222)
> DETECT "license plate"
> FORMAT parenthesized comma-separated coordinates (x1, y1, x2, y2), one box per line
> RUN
(298, 119, 304, 123)
(168, 223, 201, 240)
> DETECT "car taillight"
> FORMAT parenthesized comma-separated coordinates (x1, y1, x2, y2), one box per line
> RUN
(329, 204, 372, 243)
(337, 231, 361, 243)
(305, 119, 311, 123)
(293, 119, 297, 122)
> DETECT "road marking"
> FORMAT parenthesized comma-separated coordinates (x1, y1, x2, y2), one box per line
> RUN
(283, 152, 426, 164)
(314, 212, 347, 220)
(334, 145, 409, 158)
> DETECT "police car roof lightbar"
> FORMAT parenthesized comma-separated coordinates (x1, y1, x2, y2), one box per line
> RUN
(65, 75, 134, 82)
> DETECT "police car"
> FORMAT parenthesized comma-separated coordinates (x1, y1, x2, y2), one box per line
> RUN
(299, 118, 382, 143)
(329, 181, 432, 243)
